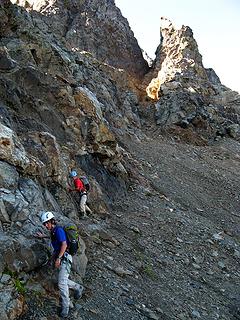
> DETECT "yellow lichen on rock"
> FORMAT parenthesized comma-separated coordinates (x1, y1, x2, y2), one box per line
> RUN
(146, 77, 162, 100)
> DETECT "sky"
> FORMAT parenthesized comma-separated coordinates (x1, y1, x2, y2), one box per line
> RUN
(115, 0, 240, 93)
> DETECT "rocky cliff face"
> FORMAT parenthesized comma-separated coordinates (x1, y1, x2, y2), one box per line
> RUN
(0, 1, 240, 319)
(11, 0, 149, 78)
(145, 17, 240, 143)
(0, 1, 143, 317)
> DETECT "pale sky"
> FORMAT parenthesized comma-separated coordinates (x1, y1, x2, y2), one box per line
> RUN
(115, 0, 240, 93)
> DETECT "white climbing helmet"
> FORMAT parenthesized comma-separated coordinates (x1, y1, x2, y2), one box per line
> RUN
(40, 211, 55, 224)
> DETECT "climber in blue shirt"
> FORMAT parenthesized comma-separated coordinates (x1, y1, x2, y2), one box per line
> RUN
(37, 211, 83, 318)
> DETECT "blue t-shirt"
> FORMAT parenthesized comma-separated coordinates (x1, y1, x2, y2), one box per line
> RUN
(51, 226, 68, 254)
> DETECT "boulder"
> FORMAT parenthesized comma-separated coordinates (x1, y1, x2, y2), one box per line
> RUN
(0, 161, 19, 189)
(72, 237, 88, 279)
(0, 123, 30, 170)
(0, 46, 17, 71)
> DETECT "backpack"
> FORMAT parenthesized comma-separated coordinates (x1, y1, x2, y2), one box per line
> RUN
(64, 224, 79, 256)
(80, 176, 90, 192)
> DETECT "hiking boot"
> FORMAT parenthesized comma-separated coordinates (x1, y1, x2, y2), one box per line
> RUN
(74, 285, 84, 299)
(60, 307, 69, 318)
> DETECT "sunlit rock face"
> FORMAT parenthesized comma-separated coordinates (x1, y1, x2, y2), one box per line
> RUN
(11, 0, 149, 78)
(145, 17, 209, 100)
(143, 17, 240, 140)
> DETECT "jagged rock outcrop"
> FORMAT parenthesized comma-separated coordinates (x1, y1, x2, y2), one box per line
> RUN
(145, 17, 240, 142)
(10, 0, 149, 78)
(146, 17, 209, 98)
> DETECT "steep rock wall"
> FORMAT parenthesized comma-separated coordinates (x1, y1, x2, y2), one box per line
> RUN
(11, 0, 149, 78)
(0, 3, 145, 314)
(144, 17, 240, 141)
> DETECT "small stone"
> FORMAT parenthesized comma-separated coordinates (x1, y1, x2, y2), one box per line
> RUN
(213, 232, 224, 240)
(89, 309, 99, 314)
(125, 298, 135, 305)
(15, 221, 23, 228)
(102, 241, 116, 249)
(134, 260, 143, 269)
(178, 313, 187, 320)
(192, 263, 201, 270)
(114, 266, 133, 277)
(192, 310, 201, 318)
(206, 239, 214, 244)
(130, 226, 140, 233)
(91, 235, 101, 244)
(193, 256, 204, 263)
(191, 271, 199, 276)
(121, 285, 130, 292)
(155, 307, 164, 314)
(141, 307, 159, 320)
(98, 230, 115, 242)
(207, 269, 214, 275)
(0, 274, 11, 284)
(75, 303, 83, 311)
(234, 250, 240, 258)
(218, 261, 225, 269)
(211, 251, 219, 257)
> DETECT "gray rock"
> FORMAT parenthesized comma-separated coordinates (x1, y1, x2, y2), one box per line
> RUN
(114, 266, 134, 277)
(1, 187, 31, 221)
(206, 68, 222, 85)
(0, 274, 11, 284)
(0, 288, 25, 320)
(192, 263, 201, 270)
(227, 124, 240, 139)
(192, 310, 201, 318)
(0, 123, 30, 170)
(234, 250, 240, 258)
(72, 237, 88, 279)
(218, 261, 226, 269)
(0, 230, 49, 273)
(0, 200, 10, 223)
(0, 161, 19, 189)
(140, 306, 159, 320)
(130, 226, 141, 233)
(0, 253, 5, 275)
(0, 47, 17, 71)
(18, 178, 44, 212)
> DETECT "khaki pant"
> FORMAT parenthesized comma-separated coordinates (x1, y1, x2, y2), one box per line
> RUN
(58, 253, 79, 311)
(80, 194, 91, 215)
